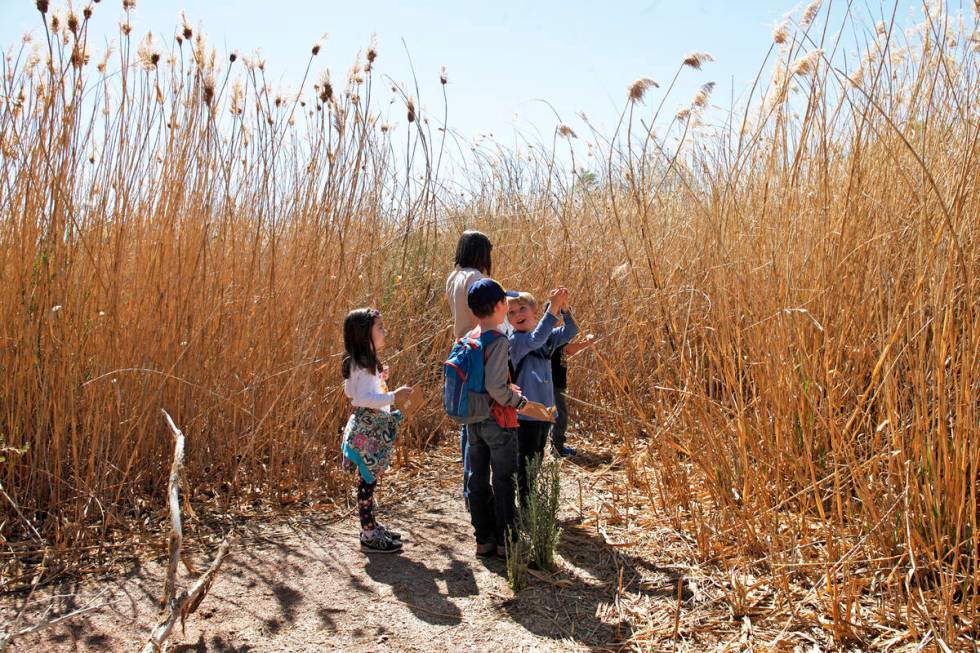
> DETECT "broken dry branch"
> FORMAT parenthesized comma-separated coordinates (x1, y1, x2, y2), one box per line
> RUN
(139, 410, 231, 653)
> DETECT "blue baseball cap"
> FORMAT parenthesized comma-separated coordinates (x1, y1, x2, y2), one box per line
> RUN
(467, 278, 518, 311)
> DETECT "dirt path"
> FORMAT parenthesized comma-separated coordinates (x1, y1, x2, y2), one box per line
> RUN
(7, 446, 656, 652)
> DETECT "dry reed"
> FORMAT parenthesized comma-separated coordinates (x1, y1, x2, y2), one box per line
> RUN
(0, 1, 977, 647)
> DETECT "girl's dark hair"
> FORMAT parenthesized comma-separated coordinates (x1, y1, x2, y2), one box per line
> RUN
(341, 308, 383, 379)
(454, 230, 493, 275)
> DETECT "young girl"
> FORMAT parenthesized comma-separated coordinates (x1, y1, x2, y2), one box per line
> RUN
(340, 308, 413, 553)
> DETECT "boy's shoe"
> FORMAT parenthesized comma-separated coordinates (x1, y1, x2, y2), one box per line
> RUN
(361, 530, 402, 554)
(376, 523, 402, 541)
(555, 446, 577, 458)
(475, 542, 496, 558)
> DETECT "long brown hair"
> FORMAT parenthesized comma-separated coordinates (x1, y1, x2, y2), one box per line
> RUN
(341, 308, 383, 379)
(453, 230, 493, 274)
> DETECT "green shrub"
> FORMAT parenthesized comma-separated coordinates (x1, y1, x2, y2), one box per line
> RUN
(504, 525, 530, 592)
(516, 454, 562, 573)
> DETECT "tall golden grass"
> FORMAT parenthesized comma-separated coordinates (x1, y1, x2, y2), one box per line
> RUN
(1, 0, 977, 641)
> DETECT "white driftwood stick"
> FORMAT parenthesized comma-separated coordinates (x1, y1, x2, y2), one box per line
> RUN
(139, 538, 230, 653)
(160, 409, 185, 608)
(140, 410, 231, 653)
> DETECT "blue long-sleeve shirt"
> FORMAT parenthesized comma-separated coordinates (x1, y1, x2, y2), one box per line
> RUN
(509, 309, 579, 421)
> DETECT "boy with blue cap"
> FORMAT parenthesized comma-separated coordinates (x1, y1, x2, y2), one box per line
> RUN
(464, 278, 528, 558)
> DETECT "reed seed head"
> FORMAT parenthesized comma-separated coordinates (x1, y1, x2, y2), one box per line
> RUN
(406, 97, 416, 123)
(70, 44, 89, 68)
(557, 124, 576, 138)
(180, 11, 192, 40)
(790, 48, 823, 76)
(362, 40, 375, 72)
(773, 18, 789, 44)
(137, 33, 161, 70)
(691, 81, 715, 109)
(229, 79, 244, 116)
(439, 65, 447, 85)
(683, 51, 714, 69)
(799, 0, 821, 28)
(628, 77, 659, 103)
(317, 70, 333, 104)
(36, 0, 49, 14)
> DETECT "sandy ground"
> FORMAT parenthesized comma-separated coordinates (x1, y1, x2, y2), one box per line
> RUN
(4, 446, 657, 652)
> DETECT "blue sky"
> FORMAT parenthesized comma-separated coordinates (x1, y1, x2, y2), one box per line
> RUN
(0, 1, 925, 150)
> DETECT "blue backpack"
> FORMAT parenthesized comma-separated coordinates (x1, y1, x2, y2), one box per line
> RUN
(443, 330, 504, 423)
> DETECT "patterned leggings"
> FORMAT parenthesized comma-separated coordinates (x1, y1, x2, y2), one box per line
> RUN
(357, 477, 377, 531)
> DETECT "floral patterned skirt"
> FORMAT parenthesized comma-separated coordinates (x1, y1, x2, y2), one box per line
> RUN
(341, 407, 403, 477)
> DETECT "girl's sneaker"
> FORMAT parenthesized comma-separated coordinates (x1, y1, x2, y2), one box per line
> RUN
(360, 530, 402, 554)
(376, 523, 402, 541)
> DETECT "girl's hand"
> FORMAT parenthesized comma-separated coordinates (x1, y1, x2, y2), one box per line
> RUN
(393, 386, 414, 404)
(509, 383, 522, 394)
(381, 364, 390, 381)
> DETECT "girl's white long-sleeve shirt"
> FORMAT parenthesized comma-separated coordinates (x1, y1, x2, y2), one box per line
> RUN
(344, 365, 394, 413)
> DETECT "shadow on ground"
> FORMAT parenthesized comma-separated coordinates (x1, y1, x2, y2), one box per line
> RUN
(502, 520, 694, 650)
(363, 548, 479, 626)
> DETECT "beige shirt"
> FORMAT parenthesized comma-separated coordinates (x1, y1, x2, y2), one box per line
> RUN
(446, 267, 485, 339)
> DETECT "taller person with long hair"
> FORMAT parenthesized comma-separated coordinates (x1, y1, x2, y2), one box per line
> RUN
(446, 230, 493, 508)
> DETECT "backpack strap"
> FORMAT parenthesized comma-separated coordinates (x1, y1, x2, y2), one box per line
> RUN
(479, 329, 504, 352)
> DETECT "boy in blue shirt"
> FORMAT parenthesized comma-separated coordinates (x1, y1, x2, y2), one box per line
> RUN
(507, 287, 579, 502)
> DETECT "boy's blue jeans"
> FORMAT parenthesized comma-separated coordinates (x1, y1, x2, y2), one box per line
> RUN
(461, 425, 470, 507)
(466, 420, 518, 547)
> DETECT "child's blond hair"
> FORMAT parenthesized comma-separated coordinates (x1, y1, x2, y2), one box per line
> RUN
(508, 292, 538, 311)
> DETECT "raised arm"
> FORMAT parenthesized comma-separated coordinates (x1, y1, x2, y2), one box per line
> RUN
(511, 311, 559, 361)
(547, 308, 580, 348)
